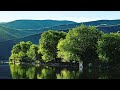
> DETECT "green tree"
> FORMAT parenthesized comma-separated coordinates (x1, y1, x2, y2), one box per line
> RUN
(57, 24, 102, 67)
(39, 30, 66, 62)
(97, 33, 120, 66)
(11, 44, 21, 54)
(27, 44, 41, 62)
(9, 41, 33, 63)
(20, 41, 32, 53)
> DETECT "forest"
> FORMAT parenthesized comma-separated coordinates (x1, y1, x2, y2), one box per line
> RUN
(9, 24, 120, 68)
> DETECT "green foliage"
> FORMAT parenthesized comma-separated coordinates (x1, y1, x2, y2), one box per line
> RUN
(39, 30, 66, 62)
(27, 44, 41, 62)
(9, 41, 32, 62)
(97, 33, 120, 65)
(57, 24, 102, 66)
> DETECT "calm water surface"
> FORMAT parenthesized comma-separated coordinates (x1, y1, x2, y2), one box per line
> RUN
(0, 63, 120, 79)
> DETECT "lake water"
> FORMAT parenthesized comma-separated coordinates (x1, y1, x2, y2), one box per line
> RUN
(0, 63, 120, 79)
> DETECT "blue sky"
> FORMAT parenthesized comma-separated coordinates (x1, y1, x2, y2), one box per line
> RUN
(0, 11, 120, 22)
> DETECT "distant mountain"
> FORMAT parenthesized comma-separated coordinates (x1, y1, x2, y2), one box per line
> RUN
(1, 20, 76, 29)
(0, 20, 76, 42)
(37, 19, 120, 33)
(97, 25, 120, 33)
(2, 19, 120, 30)
(46, 20, 120, 33)
(80, 19, 120, 26)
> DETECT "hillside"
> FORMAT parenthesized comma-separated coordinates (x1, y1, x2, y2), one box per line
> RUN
(0, 20, 76, 42)
(97, 25, 120, 33)
(1, 19, 120, 42)
(1, 20, 76, 29)
(37, 19, 120, 33)
(0, 26, 38, 42)
(31, 22, 120, 33)
(47, 20, 120, 33)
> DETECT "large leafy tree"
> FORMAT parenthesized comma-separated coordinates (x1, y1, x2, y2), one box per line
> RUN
(9, 41, 33, 62)
(57, 24, 102, 67)
(97, 33, 120, 66)
(39, 30, 66, 62)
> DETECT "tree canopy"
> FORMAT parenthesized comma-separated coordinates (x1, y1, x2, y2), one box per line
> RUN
(57, 24, 102, 67)
(9, 41, 41, 63)
(97, 33, 120, 66)
(39, 30, 66, 62)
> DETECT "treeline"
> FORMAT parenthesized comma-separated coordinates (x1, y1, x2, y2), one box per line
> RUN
(9, 24, 120, 67)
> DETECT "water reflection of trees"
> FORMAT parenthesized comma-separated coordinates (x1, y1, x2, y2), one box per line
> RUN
(98, 68, 120, 79)
(9, 64, 120, 79)
(10, 64, 36, 79)
(9, 64, 81, 79)
(56, 69, 80, 79)
(37, 66, 56, 79)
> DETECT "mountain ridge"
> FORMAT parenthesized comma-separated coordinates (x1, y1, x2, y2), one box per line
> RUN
(1, 20, 76, 29)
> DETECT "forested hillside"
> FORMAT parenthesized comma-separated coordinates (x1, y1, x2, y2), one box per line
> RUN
(1, 19, 120, 60)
